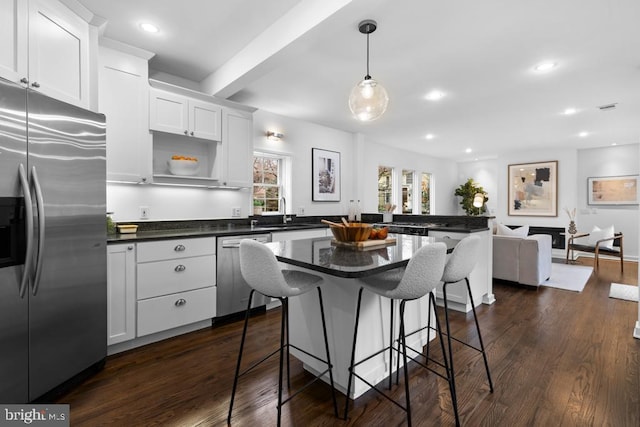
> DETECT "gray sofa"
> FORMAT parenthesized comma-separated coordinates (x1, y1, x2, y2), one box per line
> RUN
(493, 234, 552, 286)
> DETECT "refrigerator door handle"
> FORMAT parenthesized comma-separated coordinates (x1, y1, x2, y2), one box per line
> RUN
(30, 166, 46, 296)
(18, 164, 35, 298)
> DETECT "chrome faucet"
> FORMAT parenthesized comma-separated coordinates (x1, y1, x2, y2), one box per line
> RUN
(281, 196, 289, 224)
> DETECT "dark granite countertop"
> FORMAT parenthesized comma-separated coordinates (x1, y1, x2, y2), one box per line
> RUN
(107, 222, 328, 243)
(267, 234, 458, 278)
(106, 214, 491, 244)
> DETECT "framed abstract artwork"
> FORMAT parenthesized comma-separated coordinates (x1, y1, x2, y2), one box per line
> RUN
(587, 175, 638, 205)
(508, 160, 558, 216)
(312, 148, 340, 202)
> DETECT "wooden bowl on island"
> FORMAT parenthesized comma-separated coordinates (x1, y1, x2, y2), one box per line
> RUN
(329, 222, 373, 242)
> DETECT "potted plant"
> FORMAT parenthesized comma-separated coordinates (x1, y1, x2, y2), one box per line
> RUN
(253, 199, 264, 215)
(454, 178, 488, 215)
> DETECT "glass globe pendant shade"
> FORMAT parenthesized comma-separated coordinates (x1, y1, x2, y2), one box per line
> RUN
(349, 77, 389, 121)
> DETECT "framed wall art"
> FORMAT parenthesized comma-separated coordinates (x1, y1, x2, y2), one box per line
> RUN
(312, 148, 340, 202)
(508, 160, 558, 216)
(587, 175, 638, 205)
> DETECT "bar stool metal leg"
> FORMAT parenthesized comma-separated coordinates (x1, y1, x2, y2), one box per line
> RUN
(277, 297, 287, 426)
(465, 278, 494, 392)
(441, 284, 459, 413)
(398, 300, 412, 427)
(227, 290, 256, 424)
(316, 287, 339, 418)
(344, 287, 364, 420)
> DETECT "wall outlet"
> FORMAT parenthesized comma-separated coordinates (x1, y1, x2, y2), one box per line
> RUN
(232, 207, 241, 217)
(140, 206, 150, 219)
(298, 206, 305, 215)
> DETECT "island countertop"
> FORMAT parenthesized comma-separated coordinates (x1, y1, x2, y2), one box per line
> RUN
(266, 234, 457, 279)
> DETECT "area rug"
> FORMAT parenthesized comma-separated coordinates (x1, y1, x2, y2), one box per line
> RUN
(541, 263, 593, 292)
(609, 283, 639, 302)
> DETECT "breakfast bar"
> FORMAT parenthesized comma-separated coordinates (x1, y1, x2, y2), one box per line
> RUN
(266, 234, 459, 398)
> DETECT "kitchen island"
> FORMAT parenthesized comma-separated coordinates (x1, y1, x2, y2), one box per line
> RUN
(265, 234, 472, 399)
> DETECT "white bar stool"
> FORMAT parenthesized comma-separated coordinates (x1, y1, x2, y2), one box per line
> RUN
(344, 242, 459, 427)
(227, 239, 338, 426)
(437, 235, 494, 403)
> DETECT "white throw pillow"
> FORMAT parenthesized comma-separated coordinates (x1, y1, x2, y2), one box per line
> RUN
(496, 223, 529, 237)
(587, 225, 615, 249)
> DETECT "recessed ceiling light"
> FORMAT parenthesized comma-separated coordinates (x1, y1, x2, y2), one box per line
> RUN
(534, 61, 557, 72)
(563, 108, 577, 115)
(425, 134, 435, 140)
(465, 148, 472, 153)
(579, 131, 589, 137)
(611, 143, 617, 146)
(425, 90, 445, 101)
(139, 22, 159, 33)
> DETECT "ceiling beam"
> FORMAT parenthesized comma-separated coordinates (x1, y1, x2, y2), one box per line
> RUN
(200, 0, 353, 98)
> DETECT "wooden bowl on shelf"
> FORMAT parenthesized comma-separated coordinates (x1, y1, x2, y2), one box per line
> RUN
(329, 223, 372, 242)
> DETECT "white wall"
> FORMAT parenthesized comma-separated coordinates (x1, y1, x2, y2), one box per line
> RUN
(356, 138, 459, 215)
(106, 183, 249, 222)
(252, 110, 357, 217)
(457, 144, 639, 259)
(577, 144, 639, 259)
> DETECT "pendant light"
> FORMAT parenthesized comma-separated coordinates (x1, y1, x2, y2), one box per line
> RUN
(349, 19, 389, 121)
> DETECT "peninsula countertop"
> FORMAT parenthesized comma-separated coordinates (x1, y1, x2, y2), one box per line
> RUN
(266, 234, 458, 278)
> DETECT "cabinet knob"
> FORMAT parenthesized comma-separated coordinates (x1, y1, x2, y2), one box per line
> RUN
(174, 244, 186, 252)
(174, 264, 186, 272)
(184, 130, 188, 135)
(127, 246, 134, 250)
(20, 77, 29, 84)
(174, 298, 187, 307)
(31, 82, 40, 88)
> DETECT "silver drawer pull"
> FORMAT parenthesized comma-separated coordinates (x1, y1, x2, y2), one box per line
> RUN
(174, 244, 186, 252)
(175, 298, 187, 307)
(174, 264, 186, 272)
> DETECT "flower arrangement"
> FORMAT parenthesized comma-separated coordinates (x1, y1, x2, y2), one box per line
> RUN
(564, 207, 576, 220)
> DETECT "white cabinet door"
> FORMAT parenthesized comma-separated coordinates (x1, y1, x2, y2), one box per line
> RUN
(99, 46, 152, 183)
(28, 0, 90, 108)
(0, 0, 27, 84)
(190, 99, 221, 140)
(107, 244, 136, 346)
(149, 89, 221, 141)
(222, 108, 253, 187)
(149, 89, 189, 135)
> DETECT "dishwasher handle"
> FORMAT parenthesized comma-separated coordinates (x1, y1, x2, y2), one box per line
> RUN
(221, 235, 270, 248)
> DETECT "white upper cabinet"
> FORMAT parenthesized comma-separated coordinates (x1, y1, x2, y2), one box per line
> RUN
(99, 44, 152, 183)
(0, 0, 27, 83)
(28, 0, 91, 108)
(150, 88, 222, 141)
(222, 108, 253, 187)
(0, 0, 91, 108)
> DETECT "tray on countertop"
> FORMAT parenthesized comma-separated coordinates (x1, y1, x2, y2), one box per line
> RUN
(331, 238, 396, 250)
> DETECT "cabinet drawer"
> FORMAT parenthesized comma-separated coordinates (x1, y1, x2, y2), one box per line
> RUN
(137, 237, 215, 262)
(137, 286, 216, 337)
(137, 254, 215, 299)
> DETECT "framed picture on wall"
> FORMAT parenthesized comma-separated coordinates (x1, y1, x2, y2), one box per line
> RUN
(508, 160, 558, 216)
(587, 175, 638, 205)
(312, 148, 341, 202)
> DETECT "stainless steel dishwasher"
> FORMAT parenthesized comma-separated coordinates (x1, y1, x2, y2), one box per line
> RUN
(216, 234, 271, 318)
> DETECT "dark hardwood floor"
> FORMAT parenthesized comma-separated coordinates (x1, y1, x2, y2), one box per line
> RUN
(56, 258, 639, 426)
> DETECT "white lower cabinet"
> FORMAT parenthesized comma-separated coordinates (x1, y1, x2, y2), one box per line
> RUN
(136, 237, 216, 337)
(107, 244, 136, 346)
(137, 286, 216, 337)
(107, 236, 217, 352)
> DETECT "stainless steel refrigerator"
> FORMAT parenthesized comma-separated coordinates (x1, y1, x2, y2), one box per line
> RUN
(0, 77, 107, 402)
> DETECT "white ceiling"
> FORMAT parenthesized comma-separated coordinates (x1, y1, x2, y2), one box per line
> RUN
(78, 0, 640, 160)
